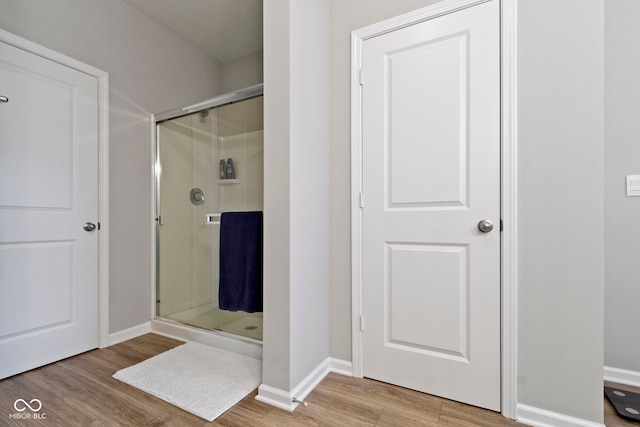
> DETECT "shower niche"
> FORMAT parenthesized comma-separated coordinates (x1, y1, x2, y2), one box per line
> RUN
(155, 91, 263, 342)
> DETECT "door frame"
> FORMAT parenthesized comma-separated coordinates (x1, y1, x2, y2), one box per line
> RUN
(350, 0, 517, 418)
(0, 29, 110, 348)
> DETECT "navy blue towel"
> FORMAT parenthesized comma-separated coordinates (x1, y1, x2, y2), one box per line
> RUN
(218, 211, 263, 313)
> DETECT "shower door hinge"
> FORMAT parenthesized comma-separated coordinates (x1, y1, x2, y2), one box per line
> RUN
(156, 215, 164, 225)
(360, 315, 365, 332)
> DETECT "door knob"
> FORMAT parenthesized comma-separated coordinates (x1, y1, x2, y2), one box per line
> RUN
(477, 219, 493, 233)
(83, 222, 97, 232)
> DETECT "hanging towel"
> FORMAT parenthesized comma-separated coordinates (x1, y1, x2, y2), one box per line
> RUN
(218, 211, 263, 313)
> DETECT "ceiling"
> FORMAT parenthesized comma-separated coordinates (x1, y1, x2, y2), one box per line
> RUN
(122, 0, 263, 63)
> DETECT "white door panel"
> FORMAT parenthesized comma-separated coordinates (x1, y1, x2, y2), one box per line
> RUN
(0, 40, 99, 379)
(387, 33, 468, 208)
(361, 0, 500, 410)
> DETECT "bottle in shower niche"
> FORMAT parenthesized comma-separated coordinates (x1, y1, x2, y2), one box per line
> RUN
(225, 158, 235, 179)
(219, 159, 227, 180)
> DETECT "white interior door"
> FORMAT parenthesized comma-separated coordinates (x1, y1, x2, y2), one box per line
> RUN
(360, 0, 501, 410)
(0, 40, 99, 379)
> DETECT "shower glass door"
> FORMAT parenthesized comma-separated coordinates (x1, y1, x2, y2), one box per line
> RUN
(156, 95, 263, 341)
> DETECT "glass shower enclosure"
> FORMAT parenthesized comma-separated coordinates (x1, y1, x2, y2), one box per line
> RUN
(155, 90, 263, 341)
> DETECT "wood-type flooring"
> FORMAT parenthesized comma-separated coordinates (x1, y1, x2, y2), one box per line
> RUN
(0, 333, 634, 426)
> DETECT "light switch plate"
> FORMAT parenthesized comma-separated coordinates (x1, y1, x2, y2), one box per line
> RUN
(626, 175, 640, 197)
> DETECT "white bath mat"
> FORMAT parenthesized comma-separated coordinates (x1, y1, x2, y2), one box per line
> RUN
(113, 342, 261, 421)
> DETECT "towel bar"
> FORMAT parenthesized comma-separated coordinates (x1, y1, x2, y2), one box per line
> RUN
(205, 213, 221, 225)
(206, 211, 263, 225)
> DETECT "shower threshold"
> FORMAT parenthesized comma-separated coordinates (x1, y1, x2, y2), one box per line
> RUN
(150, 317, 262, 360)
(164, 306, 263, 341)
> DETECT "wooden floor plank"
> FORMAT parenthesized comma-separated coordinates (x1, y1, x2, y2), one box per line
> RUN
(0, 333, 629, 426)
(376, 405, 441, 426)
(321, 373, 443, 415)
(439, 400, 511, 427)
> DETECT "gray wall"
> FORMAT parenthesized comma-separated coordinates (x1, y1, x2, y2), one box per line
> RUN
(220, 50, 264, 94)
(263, 0, 292, 391)
(0, 0, 222, 333)
(604, 0, 640, 375)
(289, 0, 330, 388)
(262, 0, 330, 392)
(517, 0, 604, 422)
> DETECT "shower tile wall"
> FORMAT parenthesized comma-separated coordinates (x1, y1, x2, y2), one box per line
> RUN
(218, 131, 264, 211)
(216, 97, 264, 213)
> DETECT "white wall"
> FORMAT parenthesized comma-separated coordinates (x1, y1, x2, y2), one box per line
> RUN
(0, 0, 222, 333)
(604, 0, 640, 378)
(517, 0, 604, 423)
(262, 0, 330, 393)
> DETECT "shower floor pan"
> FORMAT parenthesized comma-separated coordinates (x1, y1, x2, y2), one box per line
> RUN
(164, 306, 263, 341)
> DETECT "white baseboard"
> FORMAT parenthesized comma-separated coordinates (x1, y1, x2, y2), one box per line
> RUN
(256, 357, 353, 411)
(108, 322, 151, 346)
(256, 384, 296, 411)
(290, 358, 332, 404)
(604, 366, 640, 388)
(328, 357, 353, 377)
(517, 404, 605, 427)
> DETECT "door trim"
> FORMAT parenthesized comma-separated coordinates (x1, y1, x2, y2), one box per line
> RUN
(499, 0, 518, 419)
(350, 0, 517, 418)
(0, 29, 110, 348)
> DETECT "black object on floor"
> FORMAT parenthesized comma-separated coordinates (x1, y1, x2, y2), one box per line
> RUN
(605, 386, 640, 422)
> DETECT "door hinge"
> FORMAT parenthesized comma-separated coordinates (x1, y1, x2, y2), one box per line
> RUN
(360, 315, 365, 332)
(359, 192, 364, 209)
(359, 69, 364, 86)
(156, 215, 164, 225)
(500, 219, 503, 232)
